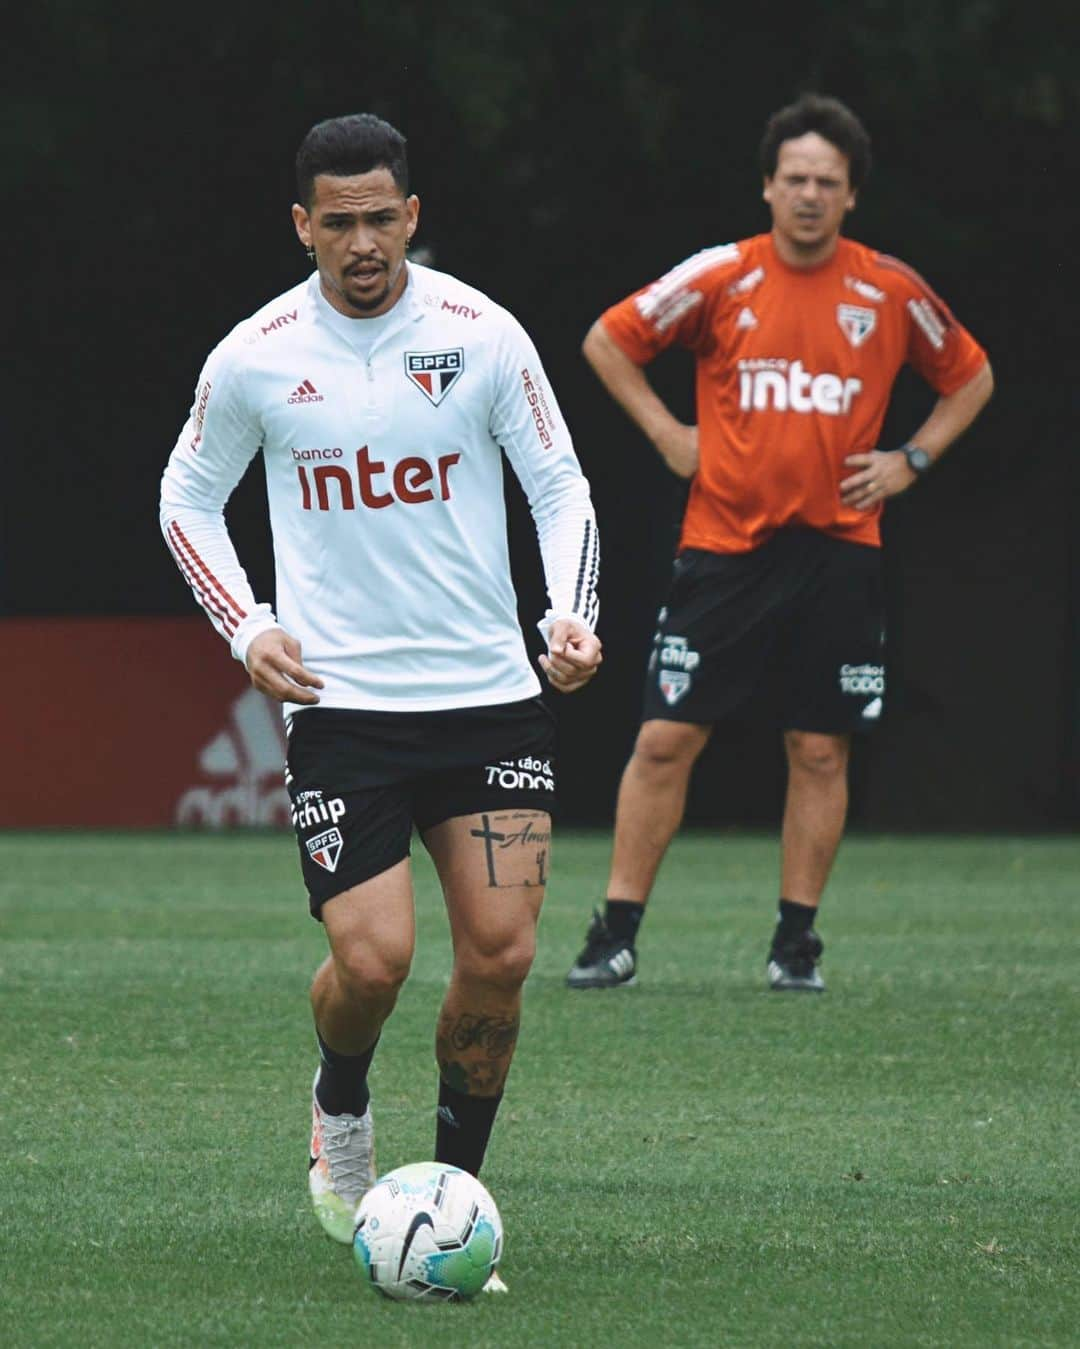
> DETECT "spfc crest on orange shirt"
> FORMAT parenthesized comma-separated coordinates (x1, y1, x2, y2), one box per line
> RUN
(405, 348, 464, 406)
(837, 304, 877, 348)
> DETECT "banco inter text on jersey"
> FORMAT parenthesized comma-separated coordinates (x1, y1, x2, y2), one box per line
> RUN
(602, 234, 987, 554)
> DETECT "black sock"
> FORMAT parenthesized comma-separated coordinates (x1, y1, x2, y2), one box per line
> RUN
(315, 1030, 379, 1117)
(604, 899, 645, 947)
(773, 898, 818, 948)
(435, 1079, 503, 1177)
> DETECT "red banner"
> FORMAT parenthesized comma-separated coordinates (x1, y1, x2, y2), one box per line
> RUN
(6, 618, 291, 827)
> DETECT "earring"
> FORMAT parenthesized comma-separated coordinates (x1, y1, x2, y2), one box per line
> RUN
(306, 247, 315, 261)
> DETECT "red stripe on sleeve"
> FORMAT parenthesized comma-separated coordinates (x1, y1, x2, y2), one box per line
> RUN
(166, 531, 237, 636)
(167, 520, 248, 624)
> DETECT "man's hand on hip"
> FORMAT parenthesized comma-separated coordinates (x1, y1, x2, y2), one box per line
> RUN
(840, 449, 916, 512)
(246, 628, 324, 705)
(654, 423, 699, 479)
(539, 619, 603, 694)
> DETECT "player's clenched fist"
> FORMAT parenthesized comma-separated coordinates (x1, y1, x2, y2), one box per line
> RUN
(246, 628, 325, 705)
(539, 618, 603, 694)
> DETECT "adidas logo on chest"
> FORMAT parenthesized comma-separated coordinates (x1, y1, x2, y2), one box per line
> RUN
(287, 378, 324, 404)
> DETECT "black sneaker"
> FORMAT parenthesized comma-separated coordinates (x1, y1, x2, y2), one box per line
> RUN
(767, 930, 825, 992)
(566, 908, 637, 989)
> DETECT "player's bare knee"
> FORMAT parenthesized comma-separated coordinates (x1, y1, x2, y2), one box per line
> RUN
(454, 931, 536, 992)
(333, 940, 412, 1005)
(633, 721, 708, 774)
(785, 731, 849, 779)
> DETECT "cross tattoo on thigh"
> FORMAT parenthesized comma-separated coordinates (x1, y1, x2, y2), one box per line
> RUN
(469, 812, 548, 888)
(470, 813, 506, 887)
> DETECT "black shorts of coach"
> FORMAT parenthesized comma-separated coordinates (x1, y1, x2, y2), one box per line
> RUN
(641, 528, 886, 733)
(285, 697, 557, 918)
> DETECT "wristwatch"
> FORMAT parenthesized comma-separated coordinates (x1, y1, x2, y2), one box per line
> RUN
(900, 442, 932, 475)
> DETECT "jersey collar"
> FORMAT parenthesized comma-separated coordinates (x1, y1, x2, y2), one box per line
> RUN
(768, 232, 848, 276)
(309, 266, 425, 355)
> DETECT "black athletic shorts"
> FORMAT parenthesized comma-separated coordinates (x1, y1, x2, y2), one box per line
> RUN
(641, 528, 885, 733)
(285, 697, 556, 918)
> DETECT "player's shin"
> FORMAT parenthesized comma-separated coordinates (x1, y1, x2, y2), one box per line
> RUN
(315, 1029, 379, 1117)
(433, 989, 521, 1176)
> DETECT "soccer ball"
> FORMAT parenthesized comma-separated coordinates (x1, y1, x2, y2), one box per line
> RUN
(352, 1162, 503, 1301)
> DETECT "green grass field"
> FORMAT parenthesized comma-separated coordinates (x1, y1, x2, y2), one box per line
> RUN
(2, 831, 1078, 1347)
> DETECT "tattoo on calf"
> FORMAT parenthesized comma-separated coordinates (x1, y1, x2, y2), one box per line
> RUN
(438, 1059, 471, 1095)
(437, 1012, 520, 1095)
(438, 1056, 503, 1094)
(448, 1012, 520, 1057)
(469, 811, 550, 889)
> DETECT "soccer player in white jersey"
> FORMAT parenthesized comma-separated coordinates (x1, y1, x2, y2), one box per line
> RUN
(160, 115, 601, 1274)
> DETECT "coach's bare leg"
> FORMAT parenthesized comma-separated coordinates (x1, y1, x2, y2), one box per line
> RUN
(312, 859, 416, 1054)
(606, 720, 712, 904)
(780, 730, 851, 908)
(424, 811, 549, 1097)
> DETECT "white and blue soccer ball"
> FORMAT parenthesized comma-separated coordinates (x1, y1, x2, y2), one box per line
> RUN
(352, 1162, 503, 1301)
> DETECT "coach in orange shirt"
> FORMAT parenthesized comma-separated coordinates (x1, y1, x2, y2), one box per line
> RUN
(567, 93, 993, 992)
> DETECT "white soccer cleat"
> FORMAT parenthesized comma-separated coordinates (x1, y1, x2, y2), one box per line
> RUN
(482, 1270, 509, 1294)
(308, 1078, 376, 1244)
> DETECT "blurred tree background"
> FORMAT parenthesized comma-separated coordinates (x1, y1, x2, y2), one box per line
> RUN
(6, 0, 1078, 827)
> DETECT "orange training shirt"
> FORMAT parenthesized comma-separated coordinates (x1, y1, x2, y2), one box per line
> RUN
(601, 234, 988, 553)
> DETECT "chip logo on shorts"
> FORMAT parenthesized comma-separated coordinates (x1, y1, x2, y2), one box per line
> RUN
(660, 670, 691, 705)
(306, 827, 343, 873)
(658, 635, 701, 671)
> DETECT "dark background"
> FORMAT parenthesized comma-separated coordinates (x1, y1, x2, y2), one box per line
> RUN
(8, 1, 1078, 829)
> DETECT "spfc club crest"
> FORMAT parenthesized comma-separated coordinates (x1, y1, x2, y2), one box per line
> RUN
(405, 348, 464, 406)
(306, 827, 343, 873)
(660, 670, 691, 706)
(837, 304, 877, 348)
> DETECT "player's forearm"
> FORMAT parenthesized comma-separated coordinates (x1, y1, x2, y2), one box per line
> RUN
(582, 321, 686, 448)
(531, 481, 600, 634)
(908, 360, 994, 462)
(159, 500, 277, 661)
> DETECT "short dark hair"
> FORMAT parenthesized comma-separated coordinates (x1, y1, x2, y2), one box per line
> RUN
(759, 94, 872, 192)
(295, 114, 409, 207)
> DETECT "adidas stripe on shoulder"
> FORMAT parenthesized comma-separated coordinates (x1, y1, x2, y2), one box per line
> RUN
(635, 244, 741, 331)
(871, 252, 960, 353)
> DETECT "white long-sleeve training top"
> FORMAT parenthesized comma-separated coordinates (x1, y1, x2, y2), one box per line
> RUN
(160, 264, 599, 715)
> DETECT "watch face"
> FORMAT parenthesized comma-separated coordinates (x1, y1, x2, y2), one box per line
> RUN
(905, 446, 931, 473)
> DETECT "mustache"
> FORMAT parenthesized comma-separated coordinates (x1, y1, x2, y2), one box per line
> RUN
(345, 259, 389, 276)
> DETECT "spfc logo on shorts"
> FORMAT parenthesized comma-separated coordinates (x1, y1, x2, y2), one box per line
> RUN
(405, 349, 464, 405)
(837, 304, 876, 348)
(306, 827, 343, 873)
(660, 670, 692, 705)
